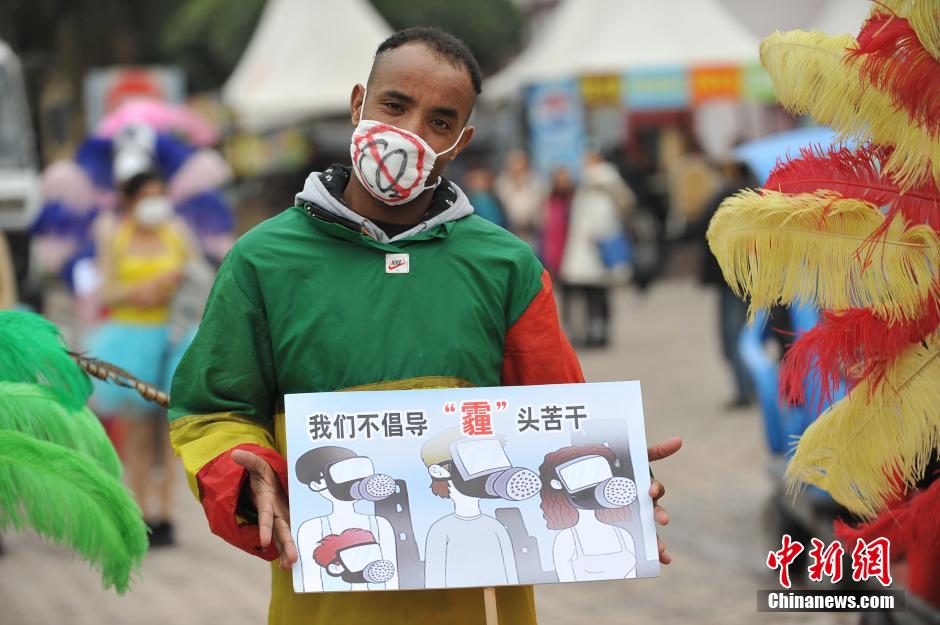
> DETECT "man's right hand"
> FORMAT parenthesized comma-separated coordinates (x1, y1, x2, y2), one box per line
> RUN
(231, 449, 298, 570)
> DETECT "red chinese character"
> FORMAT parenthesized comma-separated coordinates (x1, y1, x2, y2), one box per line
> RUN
(460, 400, 493, 436)
(767, 534, 805, 588)
(807, 538, 844, 584)
(851, 537, 892, 586)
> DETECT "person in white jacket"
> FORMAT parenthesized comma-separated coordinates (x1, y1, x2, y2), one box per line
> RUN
(560, 151, 635, 347)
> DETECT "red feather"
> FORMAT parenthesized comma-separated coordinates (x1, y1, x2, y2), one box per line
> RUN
(849, 13, 940, 136)
(834, 477, 940, 607)
(780, 296, 940, 408)
(765, 144, 940, 232)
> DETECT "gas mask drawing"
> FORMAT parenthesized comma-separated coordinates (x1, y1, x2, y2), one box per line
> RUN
(434, 438, 541, 501)
(553, 454, 637, 510)
(328, 541, 396, 584)
(320, 456, 396, 502)
(314, 528, 396, 586)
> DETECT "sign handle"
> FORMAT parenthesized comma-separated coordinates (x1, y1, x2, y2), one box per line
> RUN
(483, 586, 499, 625)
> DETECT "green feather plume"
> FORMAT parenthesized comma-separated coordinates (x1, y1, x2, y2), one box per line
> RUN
(0, 382, 122, 478)
(0, 430, 147, 593)
(0, 311, 91, 410)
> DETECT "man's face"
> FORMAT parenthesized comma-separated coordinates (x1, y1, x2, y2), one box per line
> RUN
(350, 42, 476, 179)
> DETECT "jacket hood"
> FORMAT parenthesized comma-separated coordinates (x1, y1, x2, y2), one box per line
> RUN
(295, 165, 474, 243)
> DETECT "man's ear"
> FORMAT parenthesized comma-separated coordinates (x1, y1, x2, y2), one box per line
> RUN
(350, 83, 366, 125)
(444, 125, 475, 163)
(550, 478, 563, 490)
(428, 464, 451, 479)
(327, 562, 344, 576)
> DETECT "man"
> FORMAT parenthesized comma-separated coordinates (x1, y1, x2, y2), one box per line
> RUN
(169, 27, 681, 625)
(690, 159, 759, 409)
(422, 428, 538, 588)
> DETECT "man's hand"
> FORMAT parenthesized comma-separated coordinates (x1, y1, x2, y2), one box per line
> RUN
(647, 436, 682, 565)
(231, 449, 298, 570)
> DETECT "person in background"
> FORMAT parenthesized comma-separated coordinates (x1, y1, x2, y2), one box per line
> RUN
(0, 231, 16, 309)
(661, 126, 719, 238)
(495, 149, 546, 248)
(612, 142, 665, 291)
(463, 166, 506, 228)
(689, 159, 758, 409)
(540, 167, 574, 279)
(560, 150, 635, 348)
(86, 169, 199, 546)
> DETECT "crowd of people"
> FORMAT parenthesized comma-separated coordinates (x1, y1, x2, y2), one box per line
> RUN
(464, 148, 638, 349)
(460, 136, 756, 409)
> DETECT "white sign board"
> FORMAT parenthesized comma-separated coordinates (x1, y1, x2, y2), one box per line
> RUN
(285, 381, 659, 592)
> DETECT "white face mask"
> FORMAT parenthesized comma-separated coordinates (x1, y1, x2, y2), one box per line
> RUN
(134, 196, 174, 227)
(349, 91, 466, 206)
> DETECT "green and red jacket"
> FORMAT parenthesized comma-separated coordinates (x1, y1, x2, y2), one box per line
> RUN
(168, 166, 583, 624)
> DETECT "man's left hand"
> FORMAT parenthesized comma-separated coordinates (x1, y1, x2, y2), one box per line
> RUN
(647, 436, 682, 565)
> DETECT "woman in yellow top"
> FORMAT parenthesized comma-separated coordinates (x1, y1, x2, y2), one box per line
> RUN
(88, 169, 198, 547)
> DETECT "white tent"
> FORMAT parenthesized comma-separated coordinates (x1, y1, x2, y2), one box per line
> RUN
(720, 0, 871, 39)
(809, 0, 871, 36)
(223, 0, 392, 130)
(486, 0, 761, 100)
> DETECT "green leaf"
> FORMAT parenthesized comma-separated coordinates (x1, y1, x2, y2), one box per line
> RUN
(0, 431, 147, 593)
(0, 382, 122, 479)
(0, 311, 91, 410)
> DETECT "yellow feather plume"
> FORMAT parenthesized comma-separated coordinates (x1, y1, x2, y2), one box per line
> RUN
(785, 332, 940, 518)
(870, 0, 913, 18)
(706, 189, 940, 321)
(760, 30, 940, 189)
(908, 0, 940, 61)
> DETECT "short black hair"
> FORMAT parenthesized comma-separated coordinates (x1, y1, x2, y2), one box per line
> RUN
(121, 170, 163, 199)
(374, 26, 482, 95)
(295, 446, 357, 485)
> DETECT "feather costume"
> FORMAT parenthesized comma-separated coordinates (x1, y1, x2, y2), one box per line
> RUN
(707, 1, 940, 605)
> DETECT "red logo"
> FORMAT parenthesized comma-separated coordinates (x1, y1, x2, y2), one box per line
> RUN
(766, 535, 892, 588)
(767, 534, 804, 589)
(807, 538, 845, 584)
(851, 537, 892, 586)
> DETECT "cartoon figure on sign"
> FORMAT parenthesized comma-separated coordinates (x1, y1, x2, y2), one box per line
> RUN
(313, 528, 396, 591)
(539, 445, 638, 581)
(422, 427, 541, 588)
(295, 446, 399, 591)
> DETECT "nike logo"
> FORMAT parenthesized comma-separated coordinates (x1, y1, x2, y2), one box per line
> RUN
(385, 253, 409, 274)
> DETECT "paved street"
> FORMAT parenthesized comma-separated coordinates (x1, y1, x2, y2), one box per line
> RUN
(0, 278, 854, 625)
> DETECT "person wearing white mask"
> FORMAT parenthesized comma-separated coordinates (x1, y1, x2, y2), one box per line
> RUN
(168, 26, 681, 625)
(86, 169, 198, 547)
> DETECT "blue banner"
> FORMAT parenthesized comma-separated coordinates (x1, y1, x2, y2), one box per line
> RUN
(624, 67, 689, 110)
(526, 79, 586, 179)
